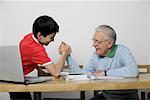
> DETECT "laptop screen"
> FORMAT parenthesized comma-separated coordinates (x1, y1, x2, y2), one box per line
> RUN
(0, 45, 25, 83)
(0, 45, 52, 84)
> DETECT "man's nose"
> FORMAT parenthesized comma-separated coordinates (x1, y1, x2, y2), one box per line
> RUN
(93, 43, 97, 47)
(93, 42, 97, 47)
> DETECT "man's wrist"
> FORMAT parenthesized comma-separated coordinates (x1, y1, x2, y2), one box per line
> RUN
(104, 70, 107, 76)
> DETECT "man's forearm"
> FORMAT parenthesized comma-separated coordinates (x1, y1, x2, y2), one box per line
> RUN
(67, 55, 81, 73)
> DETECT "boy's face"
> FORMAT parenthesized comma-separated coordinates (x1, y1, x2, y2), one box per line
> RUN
(37, 32, 56, 46)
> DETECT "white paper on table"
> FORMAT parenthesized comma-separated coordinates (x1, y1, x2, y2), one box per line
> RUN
(66, 75, 90, 81)
(66, 74, 124, 81)
(96, 76, 125, 80)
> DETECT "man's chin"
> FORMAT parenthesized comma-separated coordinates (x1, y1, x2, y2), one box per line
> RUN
(96, 51, 100, 55)
(96, 50, 103, 55)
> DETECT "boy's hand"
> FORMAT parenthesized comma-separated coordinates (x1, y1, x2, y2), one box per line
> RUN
(58, 41, 72, 55)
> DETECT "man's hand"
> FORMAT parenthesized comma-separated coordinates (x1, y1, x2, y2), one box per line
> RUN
(58, 41, 72, 55)
(92, 70, 105, 76)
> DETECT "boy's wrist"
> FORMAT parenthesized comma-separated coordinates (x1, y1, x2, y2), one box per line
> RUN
(61, 51, 69, 56)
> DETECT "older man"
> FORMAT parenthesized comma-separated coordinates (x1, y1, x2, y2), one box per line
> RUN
(61, 25, 139, 100)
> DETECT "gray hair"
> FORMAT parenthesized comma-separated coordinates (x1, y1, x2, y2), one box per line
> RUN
(95, 25, 116, 44)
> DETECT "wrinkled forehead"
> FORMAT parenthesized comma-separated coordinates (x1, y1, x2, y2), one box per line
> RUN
(93, 32, 107, 40)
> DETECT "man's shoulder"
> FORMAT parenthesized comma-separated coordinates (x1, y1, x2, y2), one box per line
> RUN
(117, 44, 130, 51)
(116, 44, 132, 56)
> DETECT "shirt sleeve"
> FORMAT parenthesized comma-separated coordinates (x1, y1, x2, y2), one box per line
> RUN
(81, 52, 96, 73)
(32, 47, 52, 66)
(67, 54, 96, 73)
(106, 46, 138, 77)
(67, 55, 81, 73)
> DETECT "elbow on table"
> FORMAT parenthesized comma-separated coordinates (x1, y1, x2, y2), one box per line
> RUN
(125, 70, 139, 78)
(128, 73, 138, 78)
(126, 65, 139, 78)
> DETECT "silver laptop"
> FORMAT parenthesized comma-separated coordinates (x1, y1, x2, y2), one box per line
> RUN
(0, 45, 52, 84)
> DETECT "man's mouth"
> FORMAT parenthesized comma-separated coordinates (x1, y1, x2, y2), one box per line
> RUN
(95, 48, 99, 51)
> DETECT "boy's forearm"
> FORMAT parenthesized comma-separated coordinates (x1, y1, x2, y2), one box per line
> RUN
(55, 52, 68, 73)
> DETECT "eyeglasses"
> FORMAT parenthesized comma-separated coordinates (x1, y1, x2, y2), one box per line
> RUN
(92, 39, 109, 45)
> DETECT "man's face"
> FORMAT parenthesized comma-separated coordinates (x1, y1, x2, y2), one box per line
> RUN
(37, 32, 56, 46)
(92, 32, 112, 56)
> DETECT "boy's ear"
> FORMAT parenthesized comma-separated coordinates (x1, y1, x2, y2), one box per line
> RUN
(37, 32, 42, 37)
(37, 32, 42, 40)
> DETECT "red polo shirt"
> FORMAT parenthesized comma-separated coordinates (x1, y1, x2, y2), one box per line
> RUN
(19, 33, 52, 75)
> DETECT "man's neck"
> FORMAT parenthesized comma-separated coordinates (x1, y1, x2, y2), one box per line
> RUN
(106, 45, 117, 58)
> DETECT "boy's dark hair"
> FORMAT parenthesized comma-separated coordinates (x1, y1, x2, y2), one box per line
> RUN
(32, 15, 59, 38)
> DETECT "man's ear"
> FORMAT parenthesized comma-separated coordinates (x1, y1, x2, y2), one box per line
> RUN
(108, 40, 113, 49)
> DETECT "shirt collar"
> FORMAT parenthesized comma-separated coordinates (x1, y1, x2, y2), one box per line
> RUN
(106, 44, 118, 58)
(32, 34, 41, 44)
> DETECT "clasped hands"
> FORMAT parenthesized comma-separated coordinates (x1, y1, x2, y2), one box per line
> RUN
(58, 41, 105, 76)
(58, 41, 71, 56)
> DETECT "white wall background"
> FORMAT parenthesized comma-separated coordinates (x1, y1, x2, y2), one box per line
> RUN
(0, 3, 2, 46)
(0, 0, 150, 100)
(0, 1, 150, 64)
(148, 6, 150, 63)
